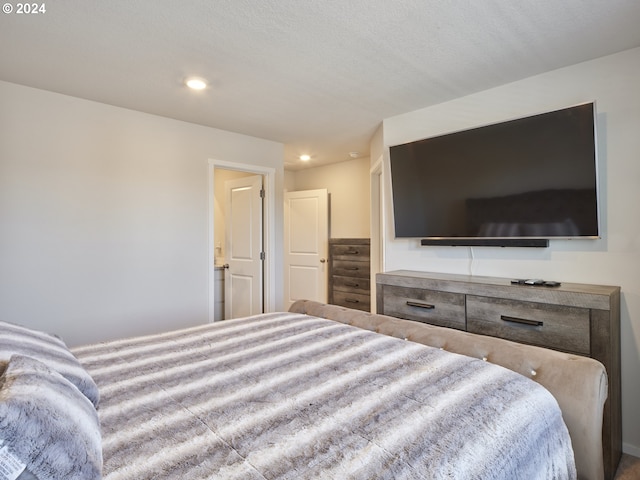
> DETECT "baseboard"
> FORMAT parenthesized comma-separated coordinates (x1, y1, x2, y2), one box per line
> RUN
(623, 442, 640, 458)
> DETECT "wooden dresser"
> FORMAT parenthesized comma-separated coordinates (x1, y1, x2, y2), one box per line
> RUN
(328, 238, 370, 312)
(376, 270, 621, 480)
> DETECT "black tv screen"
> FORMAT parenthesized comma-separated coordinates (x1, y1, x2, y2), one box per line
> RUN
(389, 102, 600, 242)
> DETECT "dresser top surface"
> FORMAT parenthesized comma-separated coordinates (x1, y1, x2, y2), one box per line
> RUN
(377, 270, 620, 308)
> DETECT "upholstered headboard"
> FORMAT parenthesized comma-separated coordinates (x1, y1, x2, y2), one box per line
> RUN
(289, 300, 608, 480)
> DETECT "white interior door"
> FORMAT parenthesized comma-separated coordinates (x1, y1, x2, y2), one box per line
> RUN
(225, 175, 263, 319)
(284, 189, 329, 309)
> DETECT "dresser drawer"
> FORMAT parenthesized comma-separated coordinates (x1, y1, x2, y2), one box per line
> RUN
(332, 259, 370, 278)
(381, 285, 466, 330)
(332, 275, 370, 295)
(466, 295, 590, 355)
(330, 243, 370, 261)
(333, 291, 371, 312)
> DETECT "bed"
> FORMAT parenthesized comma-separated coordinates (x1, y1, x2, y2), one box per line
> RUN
(0, 301, 608, 480)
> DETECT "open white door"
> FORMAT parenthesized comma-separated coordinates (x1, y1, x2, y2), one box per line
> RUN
(284, 189, 329, 309)
(224, 175, 263, 319)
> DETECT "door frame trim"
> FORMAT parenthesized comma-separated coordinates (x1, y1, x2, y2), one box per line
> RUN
(208, 159, 276, 322)
(369, 156, 385, 313)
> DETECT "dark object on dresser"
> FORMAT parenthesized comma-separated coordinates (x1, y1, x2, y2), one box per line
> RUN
(328, 238, 370, 312)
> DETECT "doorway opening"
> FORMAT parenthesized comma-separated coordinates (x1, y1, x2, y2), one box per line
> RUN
(208, 159, 276, 323)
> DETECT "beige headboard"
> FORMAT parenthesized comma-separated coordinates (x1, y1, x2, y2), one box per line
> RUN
(289, 300, 608, 480)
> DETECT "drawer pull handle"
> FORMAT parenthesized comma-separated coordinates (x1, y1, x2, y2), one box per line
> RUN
(406, 301, 435, 310)
(345, 250, 360, 255)
(345, 298, 360, 304)
(500, 315, 543, 327)
(345, 267, 359, 271)
(345, 282, 360, 287)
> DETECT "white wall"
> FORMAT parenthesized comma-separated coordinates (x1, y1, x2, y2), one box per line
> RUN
(288, 157, 371, 238)
(0, 81, 284, 347)
(379, 47, 640, 455)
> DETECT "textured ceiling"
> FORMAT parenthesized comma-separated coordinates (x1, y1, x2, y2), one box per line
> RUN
(2, 0, 640, 170)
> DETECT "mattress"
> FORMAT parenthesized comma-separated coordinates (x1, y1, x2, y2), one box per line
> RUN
(73, 312, 577, 479)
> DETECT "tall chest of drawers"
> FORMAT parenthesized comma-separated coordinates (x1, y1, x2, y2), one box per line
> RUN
(376, 269, 621, 480)
(328, 238, 370, 312)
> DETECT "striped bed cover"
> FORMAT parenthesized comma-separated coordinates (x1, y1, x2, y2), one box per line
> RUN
(73, 312, 576, 480)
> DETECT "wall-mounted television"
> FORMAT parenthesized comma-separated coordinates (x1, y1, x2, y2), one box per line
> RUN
(389, 102, 600, 247)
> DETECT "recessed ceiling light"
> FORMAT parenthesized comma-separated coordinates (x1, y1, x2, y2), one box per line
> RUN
(185, 77, 207, 90)
(299, 154, 311, 161)
(349, 151, 359, 158)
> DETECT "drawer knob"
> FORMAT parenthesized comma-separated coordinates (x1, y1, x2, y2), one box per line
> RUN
(500, 315, 543, 327)
(406, 301, 435, 310)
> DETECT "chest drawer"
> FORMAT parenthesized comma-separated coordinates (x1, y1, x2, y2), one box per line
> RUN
(332, 275, 370, 295)
(333, 290, 371, 311)
(331, 259, 370, 278)
(381, 285, 466, 330)
(330, 244, 370, 261)
(466, 295, 590, 355)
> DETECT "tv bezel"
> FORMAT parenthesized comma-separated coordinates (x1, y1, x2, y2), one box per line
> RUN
(388, 102, 601, 245)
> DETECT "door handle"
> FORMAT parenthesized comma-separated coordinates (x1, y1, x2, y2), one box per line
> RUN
(320, 258, 326, 263)
(223, 264, 230, 269)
